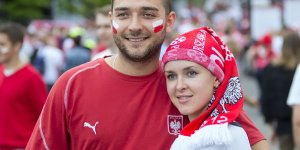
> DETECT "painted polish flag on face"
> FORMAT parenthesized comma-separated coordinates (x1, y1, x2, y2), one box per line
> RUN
(0, 47, 9, 54)
(112, 20, 119, 34)
(153, 19, 163, 33)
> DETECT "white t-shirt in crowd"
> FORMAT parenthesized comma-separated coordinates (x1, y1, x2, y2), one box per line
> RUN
(287, 64, 300, 106)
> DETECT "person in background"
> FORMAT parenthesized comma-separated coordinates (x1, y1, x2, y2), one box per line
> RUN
(226, 37, 257, 106)
(0, 22, 47, 149)
(38, 32, 64, 91)
(91, 4, 118, 60)
(261, 32, 300, 150)
(286, 33, 300, 150)
(64, 26, 91, 71)
(162, 26, 251, 150)
(246, 33, 275, 90)
(26, 0, 269, 149)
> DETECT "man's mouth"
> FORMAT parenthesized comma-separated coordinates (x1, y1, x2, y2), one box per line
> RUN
(126, 37, 148, 42)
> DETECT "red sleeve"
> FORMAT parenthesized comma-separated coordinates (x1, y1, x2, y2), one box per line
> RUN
(26, 71, 47, 118)
(236, 110, 266, 145)
(26, 73, 70, 150)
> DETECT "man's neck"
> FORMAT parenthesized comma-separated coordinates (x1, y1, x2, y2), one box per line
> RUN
(108, 43, 118, 54)
(106, 54, 160, 76)
(3, 55, 26, 76)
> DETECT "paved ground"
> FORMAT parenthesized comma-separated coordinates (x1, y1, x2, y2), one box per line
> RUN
(239, 59, 279, 150)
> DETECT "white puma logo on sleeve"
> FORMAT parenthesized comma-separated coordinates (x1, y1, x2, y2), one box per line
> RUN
(83, 121, 99, 135)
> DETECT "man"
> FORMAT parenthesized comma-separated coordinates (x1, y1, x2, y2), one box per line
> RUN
(0, 22, 47, 149)
(26, 0, 269, 149)
(91, 4, 118, 60)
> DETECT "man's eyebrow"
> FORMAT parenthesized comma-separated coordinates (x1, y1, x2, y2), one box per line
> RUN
(142, 6, 159, 11)
(114, 6, 159, 13)
(114, 7, 129, 11)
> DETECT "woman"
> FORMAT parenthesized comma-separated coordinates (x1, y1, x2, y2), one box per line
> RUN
(162, 26, 251, 150)
(261, 32, 300, 150)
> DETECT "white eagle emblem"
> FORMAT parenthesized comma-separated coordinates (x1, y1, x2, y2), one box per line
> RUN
(168, 115, 183, 135)
(220, 77, 242, 113)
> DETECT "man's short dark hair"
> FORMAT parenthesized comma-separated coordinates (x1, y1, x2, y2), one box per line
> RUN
(0, 22, 25, 45)
(111, 0, 172, 14)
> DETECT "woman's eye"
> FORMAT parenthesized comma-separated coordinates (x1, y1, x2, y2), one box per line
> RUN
(166, 74, 176, 80)
(187, 71, 198, 77)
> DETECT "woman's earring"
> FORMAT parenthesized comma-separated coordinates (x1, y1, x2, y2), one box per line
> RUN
(214, 80, 220, 89)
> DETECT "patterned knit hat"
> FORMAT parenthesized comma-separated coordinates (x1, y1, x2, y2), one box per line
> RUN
(162, 26, 244, 149)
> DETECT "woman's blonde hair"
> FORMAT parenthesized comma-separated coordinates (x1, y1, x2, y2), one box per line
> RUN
(280, 32, 300, 70)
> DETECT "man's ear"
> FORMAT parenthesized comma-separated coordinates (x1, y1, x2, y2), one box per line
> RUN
(13, 42, 21, 53)
(109, 11, 112, 21)
(165, 11, 176, 33)
(109, 11, 112, 17)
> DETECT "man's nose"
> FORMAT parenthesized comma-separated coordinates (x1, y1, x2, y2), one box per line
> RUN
(128, 15, 142, 33)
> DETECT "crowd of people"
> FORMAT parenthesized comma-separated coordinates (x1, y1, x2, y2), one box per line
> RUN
(1, 0, 300, 149)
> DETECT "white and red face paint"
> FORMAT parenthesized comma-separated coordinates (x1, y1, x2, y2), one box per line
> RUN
(112, 20, 119, 34)
(153, 19, 164, 33)
(0, 46, 9, 54)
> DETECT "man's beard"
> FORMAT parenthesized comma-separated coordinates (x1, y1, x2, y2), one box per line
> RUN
(113, 31, 166, 62)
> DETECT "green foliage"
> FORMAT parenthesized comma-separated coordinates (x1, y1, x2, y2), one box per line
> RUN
(0, 0, 111, 23)
(82, 0, 111, 16)
(58, 0, 111, 18)
(0, 0, 50, 23)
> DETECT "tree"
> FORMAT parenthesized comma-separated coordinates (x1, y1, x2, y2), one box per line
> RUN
(0, 0, 51, 24)
(0, 0, 111, 24)
(58, 0, 111, 18)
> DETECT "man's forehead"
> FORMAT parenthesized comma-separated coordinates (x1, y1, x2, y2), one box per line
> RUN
(113, 0, 164, 12)
(0, 33, 9, 41)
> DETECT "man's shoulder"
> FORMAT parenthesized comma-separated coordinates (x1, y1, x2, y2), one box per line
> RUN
(14, 64, 46, 86)
(59, 59, 103, 81)
(49, 59, 103, 94)
(65, 59, 101, 74)
(22, 64, 43, 78)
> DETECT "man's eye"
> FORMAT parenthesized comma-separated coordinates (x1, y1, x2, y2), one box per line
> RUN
(104, 25, 111, 28)
(187, 71, 198, 77)
(143, 13, 155, 18)
(116, 13, 128, 18)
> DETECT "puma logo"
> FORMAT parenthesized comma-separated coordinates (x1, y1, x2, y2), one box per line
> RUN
(83, 121, 99, 135)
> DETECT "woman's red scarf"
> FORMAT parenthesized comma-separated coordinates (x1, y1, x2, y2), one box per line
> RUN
(162, 26, 244, 149)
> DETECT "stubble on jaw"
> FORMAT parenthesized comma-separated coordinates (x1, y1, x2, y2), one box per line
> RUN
(113, 31, 166, 63)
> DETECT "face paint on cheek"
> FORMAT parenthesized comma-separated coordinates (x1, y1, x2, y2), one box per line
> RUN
(112, 20, 119, 34)
(0, 47, 9, 54)
(153, 19, 164, 33)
